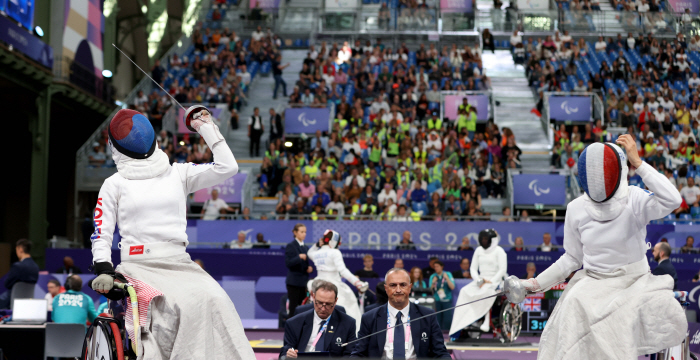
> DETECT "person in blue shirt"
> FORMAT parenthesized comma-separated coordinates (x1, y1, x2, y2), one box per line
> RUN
(0, 239, 39, 309)
(429, 260, 455, 331)
(52, 275, 98, 329)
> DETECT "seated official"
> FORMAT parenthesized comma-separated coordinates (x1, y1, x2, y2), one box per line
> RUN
(52, 275, 98, 329)
(350, 268, 451, 359)
(281, 280, 357, 359)
(294, 279, 346, 316)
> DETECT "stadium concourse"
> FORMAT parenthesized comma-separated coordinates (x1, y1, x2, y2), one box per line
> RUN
(2, 0, 700, 358)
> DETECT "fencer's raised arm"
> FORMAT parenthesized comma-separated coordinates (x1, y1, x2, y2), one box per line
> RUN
(632, 161, 682, 224)
(91, 179, 118, 265)
(175, 121, 238, 194)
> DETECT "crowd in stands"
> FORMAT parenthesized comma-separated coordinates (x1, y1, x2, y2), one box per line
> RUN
(92, 25, 282, 168)
(518, 30, 700, 218)
(248, 38, 526, 221)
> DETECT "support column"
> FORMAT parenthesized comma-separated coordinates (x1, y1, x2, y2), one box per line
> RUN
(28, 87, 53, 267)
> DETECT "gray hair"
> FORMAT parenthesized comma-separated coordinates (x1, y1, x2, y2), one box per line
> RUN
(313, 280, 338, 298)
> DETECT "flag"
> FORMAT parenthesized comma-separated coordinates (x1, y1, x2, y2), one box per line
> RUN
(521, 297, 542, 311)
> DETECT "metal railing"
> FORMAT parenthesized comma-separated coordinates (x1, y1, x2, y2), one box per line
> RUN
(53, 56, 115, 104)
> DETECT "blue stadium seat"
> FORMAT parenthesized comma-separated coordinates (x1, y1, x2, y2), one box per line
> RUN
(691, 206, 700, 218)
(663, 214, 676, 224)
(679, 214, 693, 222)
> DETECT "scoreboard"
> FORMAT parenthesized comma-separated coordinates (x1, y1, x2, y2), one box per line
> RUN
(520, 282, 568, 333)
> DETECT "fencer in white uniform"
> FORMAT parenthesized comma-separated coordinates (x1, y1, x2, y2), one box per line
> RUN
(520, 136, 687, 359)
(449, 229, 507, 335)
(90, 107, 254, 359)
(307, 230, 368, 331)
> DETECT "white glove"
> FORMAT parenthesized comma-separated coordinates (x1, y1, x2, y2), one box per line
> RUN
(190, 111, 214, 131)
(355, 281, 369, 292)
(520, 278, 541, 292)
(197, 122, 225, 147)
(92, 274, 114, 293)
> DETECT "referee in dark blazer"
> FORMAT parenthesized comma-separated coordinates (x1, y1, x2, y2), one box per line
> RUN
(280, 281, 356, 359)
(652, 242, 678, 290)
(286, 223, 312, 317)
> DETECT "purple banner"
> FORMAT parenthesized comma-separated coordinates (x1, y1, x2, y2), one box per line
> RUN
(512, 174, 567, 206)
(193, 172, 247, 203)
(444, 94, 488, 121)
(440, 0, 473, 12)
(549, 96, 592, 122)
(667, 0, 699, 13)
(0, 14, 53, 68)
(284, 107, 331, 134)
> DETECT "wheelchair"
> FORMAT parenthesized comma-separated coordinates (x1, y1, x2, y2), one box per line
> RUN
(650, 291, 699, 360)
(82, 282, 139, 360)
(452, 293, 524, 343)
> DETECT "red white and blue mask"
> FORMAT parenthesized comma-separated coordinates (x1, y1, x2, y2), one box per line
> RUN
(108, 109, 156, 159)
(578, 142, 628, 203)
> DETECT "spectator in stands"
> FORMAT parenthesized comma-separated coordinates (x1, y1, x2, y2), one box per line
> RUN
(201, 189, 234, 220)
(652, 242, 678, 290)
(230, 231, 253, 249)
(537, 233, 559, 252)
(151, 59, 165, 85)
(0, 239, 39, 309)
(45, 279, 61, 311)
(394, 258, 405, 269)
(520, 210, 533, 222)
(88, 142, 107, 166)
(522, 262, 537, 279)
(452, 258, 472, 279)
(681, 177, 700, 207)
(482, 29, 495, 53)
(253, 233, 271, 249)
(511, 237, 527, 252)
(56, 256, 82, 274)
(410, 266, 427, 288)
(422, 257, 438, 280)
(251, 26, 265, 42)
(355, 255, 379, 278)
(396, 230, 417, 250)
(681, 236, 697, 254)
(268, 108, 284, 142)
(457, 236, 474, 251)
(298, 174, 316, 199)
(52, 275, 97, 328)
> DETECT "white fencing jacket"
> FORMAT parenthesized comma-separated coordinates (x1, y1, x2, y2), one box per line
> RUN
(91, 123, 237, 265)
(537, 161, 682, 288)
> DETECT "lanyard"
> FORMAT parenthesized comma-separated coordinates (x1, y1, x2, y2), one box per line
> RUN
(311, 314, 331, 350)
(386, 307, 411, 347)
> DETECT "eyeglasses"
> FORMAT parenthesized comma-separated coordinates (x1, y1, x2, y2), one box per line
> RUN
(315, 301, 335, 309)
(386, 282, 410, 290)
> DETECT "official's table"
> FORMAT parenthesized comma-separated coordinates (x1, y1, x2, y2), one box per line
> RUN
(0, 323, 46, 359)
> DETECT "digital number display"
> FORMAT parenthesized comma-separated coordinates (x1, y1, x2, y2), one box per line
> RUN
(530, 319, 547, 331)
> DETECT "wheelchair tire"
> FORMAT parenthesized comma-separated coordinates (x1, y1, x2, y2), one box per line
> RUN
(498, 301, 523, 343)
(691, 353, 698, 360)
(82, 317, 125, 360)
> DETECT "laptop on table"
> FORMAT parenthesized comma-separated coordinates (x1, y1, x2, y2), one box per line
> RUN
(5, 299, 48, 325)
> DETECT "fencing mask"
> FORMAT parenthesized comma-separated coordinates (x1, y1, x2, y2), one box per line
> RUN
(108, 109, 156, 159)
(478, 229, 498, 250)
(321, 230, 342, 249)
(578, 142, 628, 203)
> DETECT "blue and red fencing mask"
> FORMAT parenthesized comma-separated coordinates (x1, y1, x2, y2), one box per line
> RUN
(108, 109, 156, 159)
(578, 142, 628, 203)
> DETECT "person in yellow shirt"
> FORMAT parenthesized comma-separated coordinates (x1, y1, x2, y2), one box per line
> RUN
(676, 104, 691, 126)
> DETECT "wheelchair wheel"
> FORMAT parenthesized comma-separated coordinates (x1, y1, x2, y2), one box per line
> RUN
(498, 301, 523, 343)
(82, 317, 125, 360)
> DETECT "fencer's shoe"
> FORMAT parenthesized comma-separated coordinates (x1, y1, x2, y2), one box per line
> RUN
(479, 321, 490, 333)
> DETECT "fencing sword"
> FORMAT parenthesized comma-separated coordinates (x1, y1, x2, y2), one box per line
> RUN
(112, 43, 186, 111)
(341, 291, 505, 347)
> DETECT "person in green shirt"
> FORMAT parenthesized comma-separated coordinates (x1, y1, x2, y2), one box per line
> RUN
(52, 275, 98, 330)
(429, 260, 455, 330)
